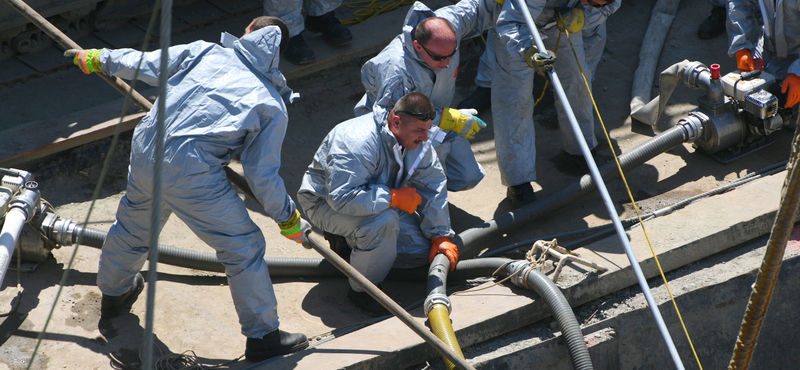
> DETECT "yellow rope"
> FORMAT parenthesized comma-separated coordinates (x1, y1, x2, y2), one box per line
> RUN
(561, 30, 704, 370)
(339, 0, 416, 25)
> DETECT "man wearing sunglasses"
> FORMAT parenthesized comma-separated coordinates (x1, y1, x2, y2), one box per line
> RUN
(355, 0, 502, 193)
(298, 92, 457, 316)
(484, 0, 618, 208)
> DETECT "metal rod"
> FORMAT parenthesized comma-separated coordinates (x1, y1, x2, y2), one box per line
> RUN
(223, 168, 474, 369)
(0, 208, 27, 286)
(2, 0, 154, 111)
(306, 231, 475, 370)
(510, 0, 685, 368)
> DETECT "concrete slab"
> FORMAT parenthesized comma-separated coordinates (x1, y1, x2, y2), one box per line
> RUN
(256, 170, 791, 369)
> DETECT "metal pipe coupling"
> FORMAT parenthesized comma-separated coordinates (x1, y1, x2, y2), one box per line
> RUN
(424, 293, 452, 317)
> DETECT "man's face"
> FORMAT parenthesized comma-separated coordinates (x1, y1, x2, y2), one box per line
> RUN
(413, 38, 456, 70)
(580, 0, 611, 9)
(389, 114, 431, 150)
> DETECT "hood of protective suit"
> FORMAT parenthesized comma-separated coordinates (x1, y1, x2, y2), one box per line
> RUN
(233, 25, 295, 103)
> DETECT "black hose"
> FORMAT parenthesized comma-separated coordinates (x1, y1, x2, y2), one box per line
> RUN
(454, 125, 690, 258)
(428, 257, 593, 370)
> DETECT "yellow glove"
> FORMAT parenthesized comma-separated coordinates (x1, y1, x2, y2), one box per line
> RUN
(556, 8, 585, 34)
(278, 209, 310, 245)
(439, 108, 487, 140)
(65, 48, 103, 74)
(525, 45, 556, 77)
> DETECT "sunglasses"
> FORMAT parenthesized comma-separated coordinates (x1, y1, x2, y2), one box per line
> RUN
(397, 110, 436, 121)
(417, 41, 457, 62)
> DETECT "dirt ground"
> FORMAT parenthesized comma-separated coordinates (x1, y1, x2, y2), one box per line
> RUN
(1, 0, 797, 369)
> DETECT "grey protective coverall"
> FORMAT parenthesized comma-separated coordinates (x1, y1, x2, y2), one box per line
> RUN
(297, 114, 454, 292)
(727, 0, 800, 80)
(492, 0, 618, 186)
(355, 1, 499, 192)
(96, 26, 296, 339)
(263, 0, 343, 37)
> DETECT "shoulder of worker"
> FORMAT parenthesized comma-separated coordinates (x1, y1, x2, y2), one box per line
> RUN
(323, 115, 383, 156)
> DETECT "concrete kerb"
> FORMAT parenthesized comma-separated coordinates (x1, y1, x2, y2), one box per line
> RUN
(254, 171, 788, 369)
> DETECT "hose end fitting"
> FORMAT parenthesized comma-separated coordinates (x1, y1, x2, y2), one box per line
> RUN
(676, 111, 707, 142)
(424, 293, 452, 317)
(8, 183, 41, 222)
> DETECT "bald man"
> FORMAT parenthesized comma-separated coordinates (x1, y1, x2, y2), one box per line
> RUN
(355, 0, 500, 193)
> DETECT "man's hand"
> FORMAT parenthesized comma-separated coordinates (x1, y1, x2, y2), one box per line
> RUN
(65, 49, 103, 74)
(429, 236, 459, 271)
(390, 187, 422, 214)
(279, 209, 308, 244)
(735, 49, 763, 72)
(556, 8, 585, 33)
(439, 108, 487, 139)
(782, 74, 800, 108)
(524, 45, 556, 77)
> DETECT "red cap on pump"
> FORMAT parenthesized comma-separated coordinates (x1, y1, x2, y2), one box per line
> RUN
(710, 64, 720, 79)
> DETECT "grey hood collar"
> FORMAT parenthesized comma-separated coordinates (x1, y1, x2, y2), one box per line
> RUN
(233, 26, 295, 104)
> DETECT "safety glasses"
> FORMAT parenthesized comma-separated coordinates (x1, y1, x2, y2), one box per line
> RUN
(418, 41, 457, 62)
(397, 110, 436, 121)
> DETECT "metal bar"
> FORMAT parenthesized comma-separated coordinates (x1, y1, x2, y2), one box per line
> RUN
(223, 168, 474, 369)
(509, 0, 685, 368)
(2, 0, 154, 112)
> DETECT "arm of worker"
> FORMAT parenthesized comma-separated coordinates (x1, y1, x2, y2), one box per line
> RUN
(360, 58, 414, 126)
(100, 41, 217, 86)
(404, 144, 454, 240)
(239, 106, 296, 224)
(435, 0, 501, 41)
(726, 0, 760, 58)
(495, 0, 547, 58)
(323, 137, 394, 216)
(580, 0, 620, 30)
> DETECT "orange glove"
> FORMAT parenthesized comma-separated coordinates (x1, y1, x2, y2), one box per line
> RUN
(389, 187, 421, 214)
(782, 74, 800, 108)
(735, 49, 758, 71)
(429, 236, 459, 271)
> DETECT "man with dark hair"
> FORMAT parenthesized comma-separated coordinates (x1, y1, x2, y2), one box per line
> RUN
(299, 92, 458, 316)
(67, 17, 309, 362)
(264, 0, 353, 65)
(356, 1, 501, 194)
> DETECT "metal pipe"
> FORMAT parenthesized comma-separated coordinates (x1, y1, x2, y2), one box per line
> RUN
(0, 208, 27, 286)
(2, 0, 154, 112)
(728, 110, 800, 370)
(306, 231, 476, 370)
(510, 0, 685, 368)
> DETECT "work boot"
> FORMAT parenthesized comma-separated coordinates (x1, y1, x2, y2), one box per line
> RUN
(563, 147, 607, 173)
(305, 11, 353, 46)
(284, 34, 315, 65)
(506, 182, 536, 209)
(245, 329, 309, 362)
(100, 272, 144, 319)
(697, 6, 727, 40)
(456, 86, 491, 114)
(347, 287, 389, 317)
(323, 231, 351, 260)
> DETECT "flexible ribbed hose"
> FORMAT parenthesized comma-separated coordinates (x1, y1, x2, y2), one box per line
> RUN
(429, 304, 464, 370)
(728, 121, 800, 369)
(455, 125, 689, 256)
